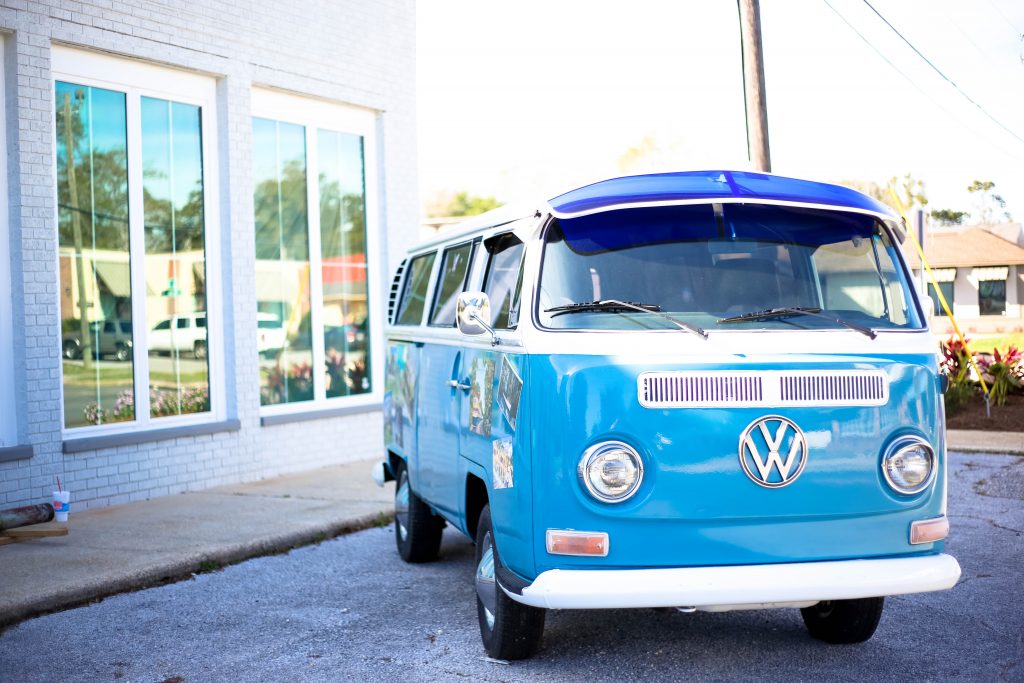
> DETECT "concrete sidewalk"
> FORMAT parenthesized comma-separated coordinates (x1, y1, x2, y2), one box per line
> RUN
(0, 458, 392, 629)
(1, 431, 1020, 630)
(947, 429, 1024, 455)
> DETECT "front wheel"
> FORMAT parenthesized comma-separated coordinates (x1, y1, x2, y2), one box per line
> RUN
(475, 505, 545, 660)
(393, 461, 443, 563)
(63, 340, 81, 360)
(801, 597, 884, 644)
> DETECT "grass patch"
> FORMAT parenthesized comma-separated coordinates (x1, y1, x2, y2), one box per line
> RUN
(962, 333, 1024, 354)
(197, 559, 223, 573)
(62, 362, 208, 385)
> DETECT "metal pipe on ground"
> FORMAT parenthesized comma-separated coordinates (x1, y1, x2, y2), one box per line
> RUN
(0, 504, 55, 531)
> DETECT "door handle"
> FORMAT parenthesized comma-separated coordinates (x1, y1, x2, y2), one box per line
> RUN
(446, 379, 471, 392)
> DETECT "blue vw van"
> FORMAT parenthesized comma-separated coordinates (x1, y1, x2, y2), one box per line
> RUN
(377, 171, 960, 659)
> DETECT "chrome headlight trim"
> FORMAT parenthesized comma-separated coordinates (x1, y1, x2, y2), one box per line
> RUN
(881, 436, 936, 495)
(577, 440, 645, 503)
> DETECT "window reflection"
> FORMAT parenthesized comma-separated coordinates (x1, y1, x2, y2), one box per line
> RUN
(318, 129, 370, 397)
(142, 97, 210, 417)
(253, 117, 313, 404)
(56, 82, 134, 428)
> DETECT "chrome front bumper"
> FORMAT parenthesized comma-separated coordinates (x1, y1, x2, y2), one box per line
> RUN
(508, 553, 961, 610)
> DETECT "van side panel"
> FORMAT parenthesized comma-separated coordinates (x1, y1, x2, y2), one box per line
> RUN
(383, 340, 421, 469)
(527, 352, 946, 577)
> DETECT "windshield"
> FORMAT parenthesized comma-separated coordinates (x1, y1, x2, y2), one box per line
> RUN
(537, 203, 923, 332)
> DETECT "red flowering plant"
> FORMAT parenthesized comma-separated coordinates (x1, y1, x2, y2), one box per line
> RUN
(262, 361, 315, 404)
(939, 336, 975, 414)
(977, 346, 1023, 407)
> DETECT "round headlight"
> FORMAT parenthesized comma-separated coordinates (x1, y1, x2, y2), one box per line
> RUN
(578, 441, 644, 503)
(882, 437, 935, 495)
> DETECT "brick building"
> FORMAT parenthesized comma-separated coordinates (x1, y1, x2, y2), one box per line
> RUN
(0, 2, 417, 510)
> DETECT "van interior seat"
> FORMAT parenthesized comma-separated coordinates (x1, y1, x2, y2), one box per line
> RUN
(713, 257, 782, 314)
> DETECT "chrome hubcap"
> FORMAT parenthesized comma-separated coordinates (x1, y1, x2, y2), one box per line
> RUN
(395, 471, 410, 542)
(476, 531, 497, 630)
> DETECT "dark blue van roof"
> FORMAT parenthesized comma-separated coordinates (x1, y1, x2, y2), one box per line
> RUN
(548, 170, 895, 218)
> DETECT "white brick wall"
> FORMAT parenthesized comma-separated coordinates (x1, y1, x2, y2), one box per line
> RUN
(0, 1, 418, 510)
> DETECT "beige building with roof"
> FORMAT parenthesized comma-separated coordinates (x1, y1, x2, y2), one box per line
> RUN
(904, 222, 1024, 336)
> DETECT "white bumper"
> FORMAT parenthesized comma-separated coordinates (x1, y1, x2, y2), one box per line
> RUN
(510, 554, 961, 610)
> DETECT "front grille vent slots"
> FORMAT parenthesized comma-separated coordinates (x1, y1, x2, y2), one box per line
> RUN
(638, 370, 888, 408)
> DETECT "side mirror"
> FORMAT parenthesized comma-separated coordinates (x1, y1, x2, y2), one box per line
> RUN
(457, 291, 497, 345)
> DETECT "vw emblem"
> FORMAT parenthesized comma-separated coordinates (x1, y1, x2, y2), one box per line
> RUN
(738, 415, 808, 488)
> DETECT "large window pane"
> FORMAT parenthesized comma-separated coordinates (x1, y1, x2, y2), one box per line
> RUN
(319, 129, 370, 397)
(253, 117, 313, 405)
(142, 97, 210, 417)
(56, 82, 134, 428)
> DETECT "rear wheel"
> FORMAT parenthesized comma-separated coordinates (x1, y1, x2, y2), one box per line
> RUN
(475, 505, 545, 660)
(801, 597, 884, 644)
(393, 461, 443, 563)
(114, 343, 131, 362)
(193, 340, 207, 360)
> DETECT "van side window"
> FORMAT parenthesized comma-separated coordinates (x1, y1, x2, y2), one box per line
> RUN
(429, 241, 476, 326)
(482, 234, 525, 329)
(395, 252, 437, 325)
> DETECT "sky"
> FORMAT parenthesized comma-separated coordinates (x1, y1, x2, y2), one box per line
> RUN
(416, 0, 1024, 221)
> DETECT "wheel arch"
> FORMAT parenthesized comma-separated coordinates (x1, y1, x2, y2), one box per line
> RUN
(465, 473, 488, 543)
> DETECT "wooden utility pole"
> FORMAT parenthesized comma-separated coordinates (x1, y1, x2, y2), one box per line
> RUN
(737, 0, 771, 172)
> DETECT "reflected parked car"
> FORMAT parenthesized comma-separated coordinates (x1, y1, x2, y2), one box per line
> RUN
(257, 313, 286, 356)
(149, 313, 208, 359)
(62, 319, 134, 362)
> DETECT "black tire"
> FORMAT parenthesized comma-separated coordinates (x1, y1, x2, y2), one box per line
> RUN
(475, 505, 545, 660)
(393, 461, 443, 563)
(114, 343, 131, 362)
(63, 340, 81, 360)
(801, 597, 884, 644)
(194, 340, 207, 360)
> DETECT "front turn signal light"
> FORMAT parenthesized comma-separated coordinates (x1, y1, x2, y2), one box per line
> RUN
(910, 516, 949, 545)
(546, 530, 609, 557)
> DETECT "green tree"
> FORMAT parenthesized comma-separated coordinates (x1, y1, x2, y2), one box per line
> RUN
(254, 160, 310, 260)
(967, 180, 1011, 224)
(929, 209, 970, 226)
(840, 173, 928, 213)
(426, 191, 502, 218)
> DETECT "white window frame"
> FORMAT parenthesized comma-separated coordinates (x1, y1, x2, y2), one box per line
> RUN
(251, 88, 383, 418)
(0, 34, 16, 448)
(52, 47, 225, 437)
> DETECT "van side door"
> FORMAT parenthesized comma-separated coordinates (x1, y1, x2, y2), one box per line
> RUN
(458, 234, 528, 537)
(416, 240, 478, 516)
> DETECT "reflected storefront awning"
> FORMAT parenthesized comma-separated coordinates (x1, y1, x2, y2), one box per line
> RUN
(92, 260, 132, 298)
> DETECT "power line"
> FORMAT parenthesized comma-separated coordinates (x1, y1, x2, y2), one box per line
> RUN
(822, 0, 1009, 152)
(861, 0, 1024, 146)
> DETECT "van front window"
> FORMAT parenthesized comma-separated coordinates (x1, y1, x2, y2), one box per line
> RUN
(537, 203, 923, 332)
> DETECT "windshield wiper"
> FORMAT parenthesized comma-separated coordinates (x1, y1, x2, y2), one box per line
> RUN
(545, 299, 708, 339)
(717, 306, 877, 339)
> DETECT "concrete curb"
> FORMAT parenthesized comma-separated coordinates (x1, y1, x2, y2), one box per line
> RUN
(0, 509, 392, 630)
(947, 429, 1024, 456)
